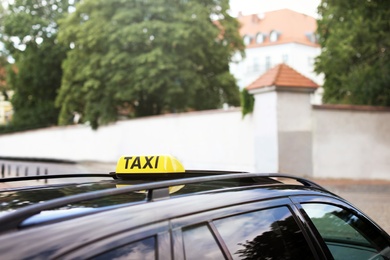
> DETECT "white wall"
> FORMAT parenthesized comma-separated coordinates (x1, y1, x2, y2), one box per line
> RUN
(313, 106, 390, 180)
(277, 91, 313, 132)
(0, 108, 256, 172)
(1, 95, 389, 181)
(252, 89, 279, 172)
(287, 43, 323, 85)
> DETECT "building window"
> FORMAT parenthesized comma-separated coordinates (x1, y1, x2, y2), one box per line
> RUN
(243, 35, 252, 45)
(253, 57, 260, 72)
(269, 30, 279, 42)
(308, 57, 315, 66)
(255, 33, 265, 44)
(305, 32, 319, 43)
(265, 56, 271, 70)
(282, 54, 288, 64)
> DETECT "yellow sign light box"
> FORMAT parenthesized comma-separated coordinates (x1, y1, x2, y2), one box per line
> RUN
(116, 155, 185, 174)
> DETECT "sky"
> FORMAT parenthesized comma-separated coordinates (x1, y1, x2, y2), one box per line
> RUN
(229, 0, 321, 18)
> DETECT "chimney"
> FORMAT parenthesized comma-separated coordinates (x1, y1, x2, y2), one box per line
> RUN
(251, 14, 258, 23)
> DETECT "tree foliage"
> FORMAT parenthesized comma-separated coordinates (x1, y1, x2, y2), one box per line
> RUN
(0, 4, 9, 99)
(56, 0, 244, 129)
(315, 0, 390, 106)
(0, 0, 76, 129)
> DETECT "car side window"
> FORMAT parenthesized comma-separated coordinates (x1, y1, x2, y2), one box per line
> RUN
(182, 224, 225, 259)
(213, 206, 314, 260)
(301, 203, 390, 260)
(91, 236, 155, 260)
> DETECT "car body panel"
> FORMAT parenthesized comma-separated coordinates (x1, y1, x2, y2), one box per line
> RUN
(0, 186, 330, 259)
(0, 172, 389, 259)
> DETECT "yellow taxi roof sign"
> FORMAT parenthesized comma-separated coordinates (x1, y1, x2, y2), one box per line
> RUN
(116, 155, 185, 174)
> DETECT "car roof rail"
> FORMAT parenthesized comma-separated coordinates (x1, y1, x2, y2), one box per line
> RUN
(0, 173, 115, 183)
(0, 171, 247, 183)
(267, 174, 326, 190)
(0, 173, 325, 233)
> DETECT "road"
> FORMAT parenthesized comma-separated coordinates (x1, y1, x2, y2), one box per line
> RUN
(314, 178, 390, 234)
(1, 159, 389, 233)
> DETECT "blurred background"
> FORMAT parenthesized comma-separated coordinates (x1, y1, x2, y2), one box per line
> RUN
(0, 0, 389, 229)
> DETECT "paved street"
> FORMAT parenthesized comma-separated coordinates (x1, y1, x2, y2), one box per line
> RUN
(314, 178, 390, 234)
(1, 159, 389, 233)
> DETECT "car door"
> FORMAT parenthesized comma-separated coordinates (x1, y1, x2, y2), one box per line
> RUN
(171, 197, 323, 259)
(292, 195, 390, 260)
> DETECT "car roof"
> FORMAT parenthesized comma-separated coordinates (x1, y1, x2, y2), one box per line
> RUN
(0, 169, 337, 233)
(0, 155, 340, 232)
(0, 154, 350, 259)
(0, 183, 340, 259)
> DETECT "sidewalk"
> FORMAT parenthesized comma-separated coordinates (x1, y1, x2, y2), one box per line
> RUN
(314, 178, 390, 234)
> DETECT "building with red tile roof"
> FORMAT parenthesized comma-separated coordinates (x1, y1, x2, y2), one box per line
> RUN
(230, 9, 323, 89)
(238, 9, 319, 48)
(246, 63, 318, 91)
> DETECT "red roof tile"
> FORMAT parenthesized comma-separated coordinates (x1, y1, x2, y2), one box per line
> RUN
(246, 63, 319, 90)
(238, 9, 319, 48)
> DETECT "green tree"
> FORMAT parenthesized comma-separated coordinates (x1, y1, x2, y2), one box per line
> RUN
(315, 0, 390, 106)
(240, 89, 254, 118)
(1, 0, 76, 129)
(57, 0, 244, 129)
(0, 4, 9, 99)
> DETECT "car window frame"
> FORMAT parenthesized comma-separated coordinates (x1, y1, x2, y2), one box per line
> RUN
(171, 197, 321, 259)
(291, 195, 390, 260)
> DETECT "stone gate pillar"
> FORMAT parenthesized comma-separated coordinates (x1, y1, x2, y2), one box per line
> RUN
(247, 64, 318, 176)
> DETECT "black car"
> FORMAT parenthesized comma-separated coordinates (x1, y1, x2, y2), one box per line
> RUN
(0, 155, 389, 259)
